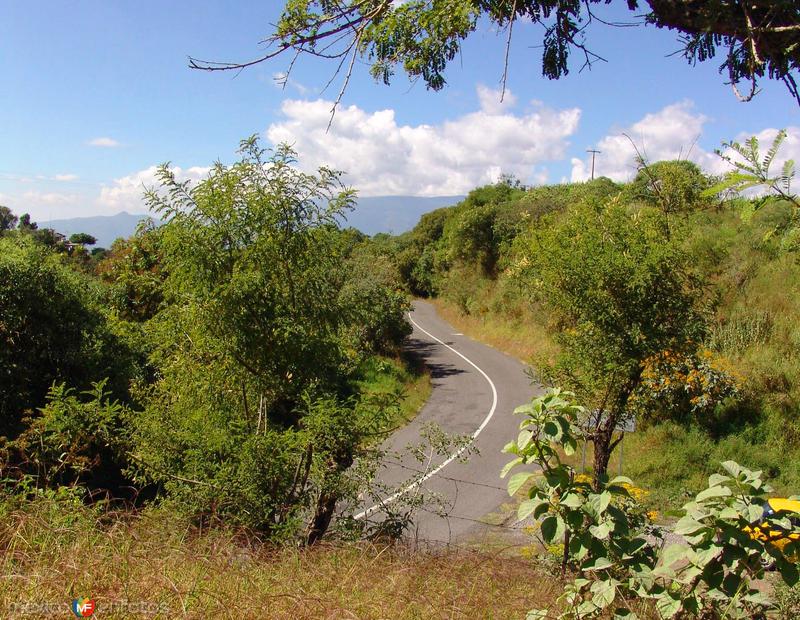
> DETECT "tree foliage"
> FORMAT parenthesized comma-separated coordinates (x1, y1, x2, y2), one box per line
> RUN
(68, 232, 97, 246)
(0, 237, 138, 439)
(514, 200, 706, 481)
(130, 137, 409, 540)
(0, 206, 17, 232)
(191, 1, 800, 105)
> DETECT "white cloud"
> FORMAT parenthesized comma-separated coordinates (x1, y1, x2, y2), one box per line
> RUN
(54, 173, 78, 182)
(88, 137, 121, 148)
(21, 190, 78, 205)
(571, 101, 800, 185)
(97, 165, 211, 212)
(571, 101, 713, 182)
(266, 87, 581, 195)
(476, 84, 517, 114)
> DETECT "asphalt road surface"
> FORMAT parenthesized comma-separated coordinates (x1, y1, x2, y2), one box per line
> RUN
(356, 300, 540, 544)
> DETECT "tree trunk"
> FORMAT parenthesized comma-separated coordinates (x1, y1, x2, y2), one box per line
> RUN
(305, 449, 354, 545)
(306, 491, 338, 545)
(592, 421, 615, 490)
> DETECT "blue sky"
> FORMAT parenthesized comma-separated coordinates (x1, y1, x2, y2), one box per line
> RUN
(2, 1, 799, 222)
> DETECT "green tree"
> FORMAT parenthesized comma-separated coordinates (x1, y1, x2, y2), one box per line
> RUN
(69, 232, 97, 246)
(191, 1, 800, 104)
(133, 137, 401, 541)
(0, 206, 17, 232)
(514, 200, 706, 483)
(17, 213, 37, 231)
(96, 220, 166, 322)
(706, 128, 800, 235)
(627, 159, 714, 221)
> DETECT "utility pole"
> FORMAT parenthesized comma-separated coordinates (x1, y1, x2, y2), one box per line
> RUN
(586, 149, 601, 181)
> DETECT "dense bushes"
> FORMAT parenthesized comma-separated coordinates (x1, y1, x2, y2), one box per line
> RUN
(0, 139, 415, 544)
(0, 238, 139, 439)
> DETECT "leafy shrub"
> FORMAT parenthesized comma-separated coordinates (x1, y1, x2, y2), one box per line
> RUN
(8, 382, 132, 495)
(506, 389, 800, 619)
(0, 237, 138, 438)
(634, 349, 741, 426)
(515, 200, 706, 480)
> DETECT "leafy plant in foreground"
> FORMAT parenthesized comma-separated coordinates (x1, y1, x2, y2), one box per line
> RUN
(504, 388, 800, 619)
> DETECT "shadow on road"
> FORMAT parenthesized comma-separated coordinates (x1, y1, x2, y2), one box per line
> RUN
(405, 337, 466, 379)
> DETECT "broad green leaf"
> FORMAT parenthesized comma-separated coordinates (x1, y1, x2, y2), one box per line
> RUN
(541, 514, 565, 543)
(517, 429, 533, 451)
(587, 491, 611, 517)
(514, 403, 534, 415)
(500, 457, 522, 478)
(674, 516, 706, 536)
(695, 485, 731, 502)
(708, 473, 731, 486)
(517, 498, 543, 521)
(583, 556, 613, 571)
(501, 440, 518, 455)
(534, 501, 551, 519)
(591, 578, 616, 608)
(590, 521, 612, 540)
(560, 493, 584, 509)
(507, 471, 534, 496)
(655, 593, 682, 619)
(721, 461, 742, 478)
(691, 544, 722, 568)
(778, 558, 800, 586)
(661, 543, 689, 568)
(542, 420, 559, 439)
(608, 475, 633, 485)
(747, 503, 763, 523)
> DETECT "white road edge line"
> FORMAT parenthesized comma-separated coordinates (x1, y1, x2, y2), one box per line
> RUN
(354, 310, 499, 521)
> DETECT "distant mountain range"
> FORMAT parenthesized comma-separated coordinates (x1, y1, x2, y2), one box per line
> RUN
(41, 195, 463, 248)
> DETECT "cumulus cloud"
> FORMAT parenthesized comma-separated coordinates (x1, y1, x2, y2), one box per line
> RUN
(97, 165, 211, 212)
(88, 137, 121, 148)
(21, 190, 78, 205)
(266, 88, 581, 195)
(570, 100, 800, 185)
(54, 173, 78, 182)
(476, 84, 517, 114)
(571, 101, 715, 182)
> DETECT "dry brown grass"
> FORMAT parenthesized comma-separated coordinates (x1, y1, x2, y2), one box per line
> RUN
(0, 499, 564, 619)
(429, 299, 557, 365)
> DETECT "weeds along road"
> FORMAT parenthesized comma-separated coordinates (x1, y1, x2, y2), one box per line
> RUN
(356, 300, 540, 544)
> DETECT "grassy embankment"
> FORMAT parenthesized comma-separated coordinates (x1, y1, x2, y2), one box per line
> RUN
(0, 496, 562, 619)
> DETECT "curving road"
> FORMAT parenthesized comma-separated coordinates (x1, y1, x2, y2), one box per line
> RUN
(357, 300, 540, 544)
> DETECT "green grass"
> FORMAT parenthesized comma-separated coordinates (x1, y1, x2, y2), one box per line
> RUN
(357, 352, 432, 427)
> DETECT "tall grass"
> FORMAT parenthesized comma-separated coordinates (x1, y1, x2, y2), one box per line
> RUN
(0, 496, 562, 619)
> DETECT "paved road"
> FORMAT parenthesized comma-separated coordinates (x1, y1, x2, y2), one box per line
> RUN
(357, 300, 540, 544)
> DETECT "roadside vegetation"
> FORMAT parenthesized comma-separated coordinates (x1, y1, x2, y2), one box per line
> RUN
(4, 131, 800, 617)
(374, 134, 800, 514)
(0, 138, 418, 545)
